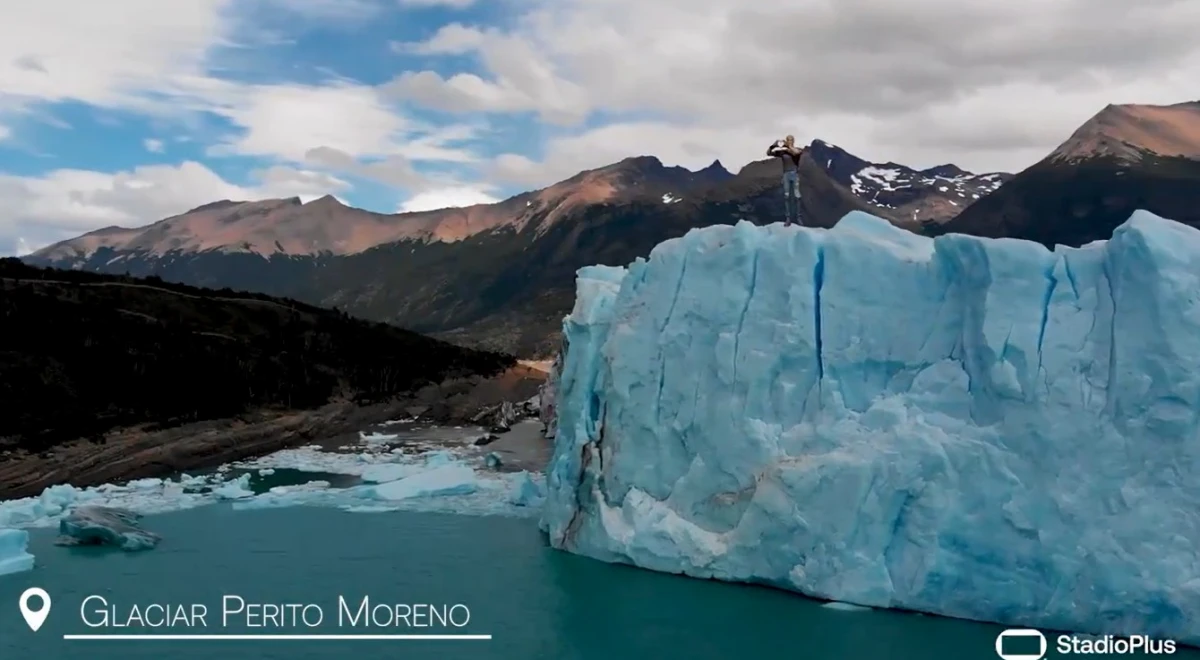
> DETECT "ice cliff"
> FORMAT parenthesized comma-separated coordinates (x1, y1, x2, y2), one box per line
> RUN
(542, 210, 1200, 643)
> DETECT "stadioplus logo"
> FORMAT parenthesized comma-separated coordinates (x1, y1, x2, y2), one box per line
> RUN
(995, 628, 1177, 659)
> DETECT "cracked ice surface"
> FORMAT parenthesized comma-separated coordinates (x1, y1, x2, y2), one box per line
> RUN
(542, 210, 1200, 643)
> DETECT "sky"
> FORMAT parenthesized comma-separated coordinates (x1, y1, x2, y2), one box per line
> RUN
(0, 0, 1197, 256)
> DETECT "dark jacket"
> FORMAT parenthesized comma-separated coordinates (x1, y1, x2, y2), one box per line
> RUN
(767, 142, 802, 172)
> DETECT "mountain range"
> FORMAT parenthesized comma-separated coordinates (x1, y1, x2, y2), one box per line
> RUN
(26, 101, 1200, 357)
(937, 101, 1200, 246)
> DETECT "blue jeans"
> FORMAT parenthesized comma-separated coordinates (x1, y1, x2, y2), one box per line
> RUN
(781, 170, 801, 225)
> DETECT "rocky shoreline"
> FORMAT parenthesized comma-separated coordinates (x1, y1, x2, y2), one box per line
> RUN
(0, 365, 547, 501)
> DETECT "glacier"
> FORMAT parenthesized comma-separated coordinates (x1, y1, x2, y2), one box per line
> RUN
(542, 210, 1200, 643)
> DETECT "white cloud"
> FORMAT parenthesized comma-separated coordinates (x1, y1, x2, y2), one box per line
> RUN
(0, 125, 9, 141)
(386, 25, 591, 124)
(14, 237, 33, 256)
(398, 186, 498, 213)
(392, 23, 485, 55)
(396, 0, 476, 8)
(0, 0, 231, 110)
(256, 0, 382, 21)
(395, 0, 1200, 175)
(0, 2, 480, 180)
(0, 0, 510, 253)
(171, 79, 483, 168)
(205, 83, 411, 161)
(252, 165, 351, 198)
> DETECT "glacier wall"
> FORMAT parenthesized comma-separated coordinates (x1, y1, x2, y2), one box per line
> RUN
(541, 210, 1200, 642)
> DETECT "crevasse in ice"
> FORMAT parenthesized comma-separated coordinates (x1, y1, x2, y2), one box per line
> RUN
(542, 210, 1200, 642)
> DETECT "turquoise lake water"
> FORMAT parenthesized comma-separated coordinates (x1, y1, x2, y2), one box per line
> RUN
(0, 504, 1194, 660)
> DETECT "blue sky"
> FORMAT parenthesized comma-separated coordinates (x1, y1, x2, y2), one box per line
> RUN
(1, 0, 1195, 256)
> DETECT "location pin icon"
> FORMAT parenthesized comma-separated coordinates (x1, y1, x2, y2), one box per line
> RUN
(19, 587, 50, 632)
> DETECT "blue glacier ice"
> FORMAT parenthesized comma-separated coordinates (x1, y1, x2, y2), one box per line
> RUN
(56, 506, 161, 551)
(509, 472, 545, 507)
(0, 528, 35, 575)
(542, 210, 1200, 643)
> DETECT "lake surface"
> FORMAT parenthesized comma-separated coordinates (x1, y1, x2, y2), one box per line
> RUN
(0, 505, 1192, 659)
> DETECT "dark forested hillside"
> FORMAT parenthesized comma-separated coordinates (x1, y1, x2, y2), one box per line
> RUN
(0, 258, 513, 451)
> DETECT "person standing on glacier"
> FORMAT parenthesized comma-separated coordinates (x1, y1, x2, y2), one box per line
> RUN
(767, 135, 803, 226)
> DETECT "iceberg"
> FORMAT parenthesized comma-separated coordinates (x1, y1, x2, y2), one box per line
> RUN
(371, 464, 478, 501)
(0, 528, 34, 575)
(509, 472, 545, 507)
(542, 211, 1200, 643)
(56, 506, 161, 551)
(211, 474, 254, 500)
(360, 463, 421, 483)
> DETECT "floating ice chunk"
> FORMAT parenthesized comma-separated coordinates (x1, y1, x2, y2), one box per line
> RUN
(360, 464, 420, 483)
(421, 450, 456, 468)
(268, 481, 330, 495)
(0, 478, 214, 528)
(211, 474, 254, 500)
(0, 528, 34, 575)
(56, 506, 161, 551)
(340, 505, 400, 513)
(822, 602, 871, 612)
(484, 452, 503, 469)
(233, 455, 540, 518)
(230, 481, 335, 511)
(371, 465, 478, 501)
(258, 468, 275, 476)
(508, 472, 544, 507)
(360, 431, 399, 444)
(179, 474, 208, 490)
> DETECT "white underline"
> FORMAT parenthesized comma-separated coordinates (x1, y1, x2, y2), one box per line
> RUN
(63, 634, 492, 640)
